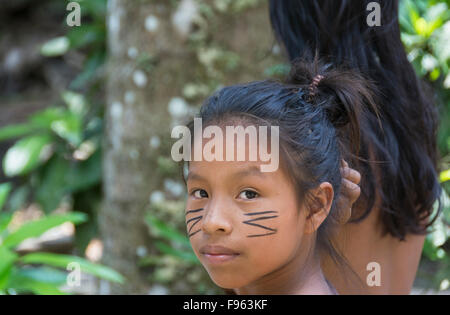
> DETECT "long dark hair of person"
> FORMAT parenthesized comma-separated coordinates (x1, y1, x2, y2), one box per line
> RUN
(269, 0, 442, 240)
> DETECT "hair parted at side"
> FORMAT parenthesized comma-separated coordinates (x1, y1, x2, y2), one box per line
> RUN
(269, 0, 443, 239)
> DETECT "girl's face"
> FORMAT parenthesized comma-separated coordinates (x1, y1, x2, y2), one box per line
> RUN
(185, 136, 318, 290)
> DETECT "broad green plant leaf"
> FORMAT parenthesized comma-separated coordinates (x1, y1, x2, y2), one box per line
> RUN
(0, 183, 12, 211)
(0, 247, 18, 290)
(2, 134, 53, 177)
(1, 212, 87, 248)
(20, 252, 124, 283)
(7, 266, 66, 295)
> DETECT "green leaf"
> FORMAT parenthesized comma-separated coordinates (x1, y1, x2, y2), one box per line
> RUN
(408, 0, 420, 26)
(20, 252, 124, 284)
(7, 186, 29, 214)
(429, 216, 449, 247)
(0, 213, 13, 234)
(0, 183, 12, 211)
(7, 267, 66, 295)
(28, 107, 83, 146)
(422, 237, 438, 261)
(70, 50, 106, 89)
(432, 21, 450, 66)
(50, 114, 82, 147)
(440, 169, 450, 182)
(67, 24, 105, 49)
(35, 156, 70, 213)
(430, 68, 441, 81)
(2, 134, 53, 177)
(1, 212, 87, 248)
(401, 33, 426, 48)
(66, 149, 102, 191)
(399, 0, 416, 34)
(40, 37, 70, 57)
(12, 266, 67, 285)
(29, 107, 67, 129)
(414, 17, 429, 37)
(80, 0, 107, 19)
(424, 3, 447, 29)
(145, 213, 191, 247)
(0, 247, 18, 290)
(35, 151, 101, 213)
(61, 91, 87, 117)
(0, 124, 40, 142)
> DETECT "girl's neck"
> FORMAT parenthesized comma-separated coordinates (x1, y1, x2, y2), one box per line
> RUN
(233, 247, 334, 295)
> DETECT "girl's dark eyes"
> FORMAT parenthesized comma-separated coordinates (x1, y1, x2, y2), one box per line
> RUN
(238, 189, 259, 200)
(192, 189, 208, 199)
(190, 189, 259, 200)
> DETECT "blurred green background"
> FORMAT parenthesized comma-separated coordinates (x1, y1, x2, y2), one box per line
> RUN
(0, 0, 448, 294)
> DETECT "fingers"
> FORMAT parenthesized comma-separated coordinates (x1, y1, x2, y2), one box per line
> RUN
(343, 168, 361, 185)
(335, 160, 361, 224)
(341, 178, 361, 203)
(341, 159, 349, 168)
(341, 160, 361, 185)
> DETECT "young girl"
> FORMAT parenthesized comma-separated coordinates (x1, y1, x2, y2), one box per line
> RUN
(181, 58, 376, 294)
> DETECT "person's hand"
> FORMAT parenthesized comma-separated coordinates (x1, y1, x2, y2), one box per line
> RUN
(334, 159, 361, 224)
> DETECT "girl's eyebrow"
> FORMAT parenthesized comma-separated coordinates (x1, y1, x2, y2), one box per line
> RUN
(186, 171, 206, 182)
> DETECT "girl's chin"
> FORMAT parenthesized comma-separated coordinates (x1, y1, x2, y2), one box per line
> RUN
(207, 273, 250, 290)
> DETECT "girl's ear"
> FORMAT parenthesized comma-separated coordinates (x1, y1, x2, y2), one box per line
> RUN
(304, 182, 334, 234)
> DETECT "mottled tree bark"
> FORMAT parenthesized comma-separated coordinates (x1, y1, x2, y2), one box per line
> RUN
(99, 0, 180, 294)
(99, 0, 282, 294)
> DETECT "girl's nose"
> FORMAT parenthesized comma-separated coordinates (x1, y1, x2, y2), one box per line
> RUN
(201, 201, 233, 236)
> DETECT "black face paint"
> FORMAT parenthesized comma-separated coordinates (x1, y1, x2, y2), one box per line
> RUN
(243, 210, 279, 238)
(186, 208, 203, 238)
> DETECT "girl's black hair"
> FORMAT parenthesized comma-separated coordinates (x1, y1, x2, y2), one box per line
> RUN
(269, 0, 442, 239)
(189, 57, 377, 294)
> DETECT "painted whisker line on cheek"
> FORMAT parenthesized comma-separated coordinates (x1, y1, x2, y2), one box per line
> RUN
(188, 229, 201, 238)
(185, 208, 204, 216)
(186, 215, 203, 233)
(245, 215, 279, 222)
(185, 209, 204, 238)
(247, 231, 277, 238)
(244, 210, 278, 216)
(243, 211, 279, 238)
(243, 220, 277, 232)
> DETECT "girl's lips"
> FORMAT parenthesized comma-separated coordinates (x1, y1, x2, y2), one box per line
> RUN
(199, 244, 240, 264)
(202, 253, 240, 264)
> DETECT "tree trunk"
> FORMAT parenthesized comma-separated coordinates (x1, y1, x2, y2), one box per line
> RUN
(99, 0, 282, 294)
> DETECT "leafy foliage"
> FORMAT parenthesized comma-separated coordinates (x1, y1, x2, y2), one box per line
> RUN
(0, 0, 115, 295)
(0, 191, 123, 295)
(400, 0, 450, 291)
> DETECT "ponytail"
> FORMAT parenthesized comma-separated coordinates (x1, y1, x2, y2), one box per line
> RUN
(286, 55, 381, 159)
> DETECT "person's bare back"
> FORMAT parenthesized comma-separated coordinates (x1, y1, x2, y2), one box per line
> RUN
(322, 203, 425, 294)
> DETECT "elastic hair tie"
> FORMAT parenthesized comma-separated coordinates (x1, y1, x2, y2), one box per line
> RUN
(308, 74, 324, 101)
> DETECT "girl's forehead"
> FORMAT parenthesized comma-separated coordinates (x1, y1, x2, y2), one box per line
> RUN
(188, 161, 267, 178)
(187, 124, 280, 172)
